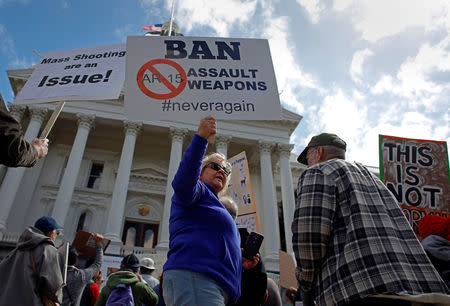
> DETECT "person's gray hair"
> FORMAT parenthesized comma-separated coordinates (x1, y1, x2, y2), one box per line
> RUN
(201, 152, 232, 196)
(220, 196, 238, 221)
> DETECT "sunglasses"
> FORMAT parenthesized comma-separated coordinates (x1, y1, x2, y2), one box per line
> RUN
(205, 162, 231, 176)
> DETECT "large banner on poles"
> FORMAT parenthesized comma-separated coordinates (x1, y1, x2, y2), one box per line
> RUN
(379, 135, 450, 232)
(15, 44, 126, 104)
(125, 36, 281, 120)
(227, 151, 261, 233)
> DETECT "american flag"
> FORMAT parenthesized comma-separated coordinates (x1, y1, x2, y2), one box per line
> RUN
(142, 24, 163, 32)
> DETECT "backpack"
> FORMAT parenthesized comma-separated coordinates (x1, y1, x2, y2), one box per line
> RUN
(106, 283, 135, 306)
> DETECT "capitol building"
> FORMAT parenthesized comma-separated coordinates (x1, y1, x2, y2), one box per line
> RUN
(0, 65, 305, 273)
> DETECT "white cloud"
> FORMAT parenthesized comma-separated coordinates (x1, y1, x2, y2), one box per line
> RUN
(317, 89, 368, 139)
(333, 0, 450, 43)
(0, 24, 16, 57)
(175, 0, 258, 37)
(0, 24, 31, 69)
(263, 16, 322, 114)
(350, 48, 373, 84)
(372, 36, 450, 108)
(295, 0, 325, 23)
(139, 0, 163, 17)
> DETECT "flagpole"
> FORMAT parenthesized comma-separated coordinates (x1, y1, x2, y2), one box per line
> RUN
(168, 0, 176, 36)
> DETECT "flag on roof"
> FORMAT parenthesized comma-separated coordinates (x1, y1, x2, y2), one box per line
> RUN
(142, 24, 163, 32)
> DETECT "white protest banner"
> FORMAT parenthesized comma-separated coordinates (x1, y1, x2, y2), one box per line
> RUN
(15, 44, 126, 104)
(227, 151, 261, 233)
(125, 36, 282, 120)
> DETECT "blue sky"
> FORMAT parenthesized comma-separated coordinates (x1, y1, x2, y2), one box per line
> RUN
(1, 0, 449, 167)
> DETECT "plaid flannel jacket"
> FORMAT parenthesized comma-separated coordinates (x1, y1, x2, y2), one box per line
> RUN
(292, 159, 449, 306)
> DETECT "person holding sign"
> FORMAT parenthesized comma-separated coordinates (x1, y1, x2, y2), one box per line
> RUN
(62, 233, 104, 306)
(292, 133, 450, 306)
(0, 108, 48, 167)
(162, 117, 241, 306)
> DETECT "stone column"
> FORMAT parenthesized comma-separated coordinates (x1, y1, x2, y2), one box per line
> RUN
(215, 135, 232, 159)
(0, 107, 47, 231)
(8, 103, 27, 122)
(277, 143, 296, 253)
(104, 121, 142, 242)
(52, 114, 95, 225)
(258, 141, 280, 271)
(156, 128, 187, 250)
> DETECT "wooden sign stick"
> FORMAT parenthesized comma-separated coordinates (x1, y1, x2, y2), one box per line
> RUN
(40, 101, 65, 138)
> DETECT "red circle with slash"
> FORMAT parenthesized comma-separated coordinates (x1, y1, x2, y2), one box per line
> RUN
(137, 59, 187, 100)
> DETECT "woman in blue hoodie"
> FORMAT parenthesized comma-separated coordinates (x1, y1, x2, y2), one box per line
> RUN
(162, 117, 242, 306)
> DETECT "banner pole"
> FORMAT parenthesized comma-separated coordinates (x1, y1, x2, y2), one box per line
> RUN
(168, 0, 176, 36)
(40, 101, 65, 138)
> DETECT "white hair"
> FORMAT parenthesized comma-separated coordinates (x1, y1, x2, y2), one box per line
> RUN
(201, 152, 232, 196)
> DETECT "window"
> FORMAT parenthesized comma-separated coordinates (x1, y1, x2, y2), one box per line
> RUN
(76, 211, 93, 233)
(143, 229, 155, 248)
(124, 227, 137, 246)
(87, 162, 104, 189)
(122, 221, 159, 248)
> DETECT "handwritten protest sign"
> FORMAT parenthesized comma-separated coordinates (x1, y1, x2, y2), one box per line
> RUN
(125, 36, 281, 120)
(15, 44, 126, 104)
(379, 135, 449, 232)
(279, 250, 297, 289)
(227, 151, 261, 233)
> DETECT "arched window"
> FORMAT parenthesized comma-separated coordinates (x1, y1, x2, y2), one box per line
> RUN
(76, 211, 93, 233)
(143, 229, 154, 248)
(125, 227, 137, 246)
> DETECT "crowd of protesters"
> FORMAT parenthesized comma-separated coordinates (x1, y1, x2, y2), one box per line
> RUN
(0, 112, 449, 306)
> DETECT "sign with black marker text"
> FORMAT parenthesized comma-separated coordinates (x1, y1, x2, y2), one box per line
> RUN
(125, 36, 282, 120)
(15, 44, 126, 104)
(379, 135, 449, 232)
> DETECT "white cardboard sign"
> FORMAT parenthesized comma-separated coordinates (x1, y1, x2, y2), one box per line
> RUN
(15, 44, 126, 104)
(125, 36, 281, 120)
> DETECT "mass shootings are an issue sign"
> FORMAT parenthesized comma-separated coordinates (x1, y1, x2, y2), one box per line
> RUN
(379, 135, 449, 232)
(125, 36, 282, 120)
(15, 44, 126, 104)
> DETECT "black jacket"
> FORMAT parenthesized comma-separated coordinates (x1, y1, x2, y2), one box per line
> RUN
(0, 108, 38, 167)
(237, 228, 267, 306)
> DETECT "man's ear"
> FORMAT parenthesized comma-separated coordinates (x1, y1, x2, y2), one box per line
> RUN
(317, 146, 326, 162)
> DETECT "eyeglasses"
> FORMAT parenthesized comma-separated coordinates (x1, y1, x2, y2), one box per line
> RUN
(205, 162, 231, 176)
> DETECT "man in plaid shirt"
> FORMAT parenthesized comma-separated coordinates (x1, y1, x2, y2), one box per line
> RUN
(292, 133, 449, 306)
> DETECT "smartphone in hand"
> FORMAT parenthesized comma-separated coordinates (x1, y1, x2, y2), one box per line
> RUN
(242, 232, 264, 260)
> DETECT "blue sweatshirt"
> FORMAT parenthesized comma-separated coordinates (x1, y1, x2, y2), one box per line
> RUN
(163, 134, 242, 303)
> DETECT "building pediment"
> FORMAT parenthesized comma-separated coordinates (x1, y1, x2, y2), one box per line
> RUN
(131, 165, 167, 179)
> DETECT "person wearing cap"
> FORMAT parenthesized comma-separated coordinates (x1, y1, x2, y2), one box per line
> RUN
(95, 253, 158, 306)
(292, 133, 450, 306)
(0, 216, 64, 305)
(140, 257, 159, 288)
(162, 117, 241, 306)
(0, 107, 49, 167)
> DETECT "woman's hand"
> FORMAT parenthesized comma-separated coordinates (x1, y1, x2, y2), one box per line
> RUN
(242, 249, 260, 270)
(197, 116, 217, 141)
